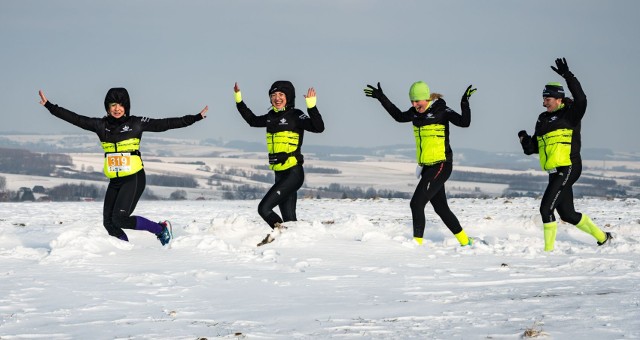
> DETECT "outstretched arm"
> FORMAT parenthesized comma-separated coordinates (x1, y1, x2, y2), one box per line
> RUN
(141, 109, 206, 132)
(551, 58, 586, 122)
(364, 82, 412, 122)
(234, 82, 268, 127)
(38, 89, 101, 132)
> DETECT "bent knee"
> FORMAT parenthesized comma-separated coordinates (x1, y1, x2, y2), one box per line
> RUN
(257, 202, 271, 218)
(111, 211, 132, 228)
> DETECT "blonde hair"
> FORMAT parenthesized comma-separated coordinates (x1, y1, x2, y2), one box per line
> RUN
(429, 93, 443, 100)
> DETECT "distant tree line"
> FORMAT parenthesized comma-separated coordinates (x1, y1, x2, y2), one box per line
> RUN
(208, 165, 275, 184)
(451, 171, 546, 185)
(0, 181, 162, 202)
(147, 174, 198, 188)
(46, 183, 105, 201)
(221, 184, 267, 200)
(0, 147, 72, 176)
(314, 183, 410, 199)
(452, 170, 630, 198)
(253, 164, 342, 174)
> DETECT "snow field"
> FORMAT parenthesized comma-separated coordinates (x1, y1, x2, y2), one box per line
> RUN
(0, 197, 638, 339)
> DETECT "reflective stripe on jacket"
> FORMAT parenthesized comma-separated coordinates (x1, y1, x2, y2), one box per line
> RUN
(267, 131, 300, 171)
(536, 129, 573, 171)
(101, 138, 143, 178)
(414, 124, 446, 165)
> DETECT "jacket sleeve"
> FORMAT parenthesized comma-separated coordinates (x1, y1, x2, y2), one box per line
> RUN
(377, 94, 413, 123)
(447, 101, 471, 128)
(140, 113, 203, 132)
(44, 101, 101, 132)
(299, 106, 325, 133)
(565, 74, 587, 124)
(236, 101, 268, 127)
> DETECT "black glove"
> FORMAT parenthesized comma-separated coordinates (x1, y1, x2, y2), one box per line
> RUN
(550, 57, 572, 78)
(461, 84, 477, 102)
(364, 82, 384, 99)
(518, 130, 531, 144)
(268, 152, 289, 165)
(518, 130, 529, 139)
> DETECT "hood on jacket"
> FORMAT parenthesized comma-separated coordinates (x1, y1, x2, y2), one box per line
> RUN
(104, 88, 131, 116)
(268, 80, 295, 109)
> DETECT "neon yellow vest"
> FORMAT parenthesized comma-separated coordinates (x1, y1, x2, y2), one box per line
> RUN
(414, 124, 446, 165)
(101, 138, 143, 178)
(536, 128, 573, 170)
(266, 131, 299, 171)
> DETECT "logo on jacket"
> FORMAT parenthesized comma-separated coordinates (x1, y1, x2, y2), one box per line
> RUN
(121, 125, 132, 133)
(279, 118, 288, 125)
(549, 116, 558, 122)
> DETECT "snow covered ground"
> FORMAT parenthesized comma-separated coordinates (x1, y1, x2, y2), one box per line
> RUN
(1, 198, 639, 339)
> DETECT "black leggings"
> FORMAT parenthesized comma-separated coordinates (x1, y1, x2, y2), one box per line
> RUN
(410, 162, 462, 238)
(540, 162, 582, 224)
(102, 169, 146, 238)
(258, 165, 305, 229)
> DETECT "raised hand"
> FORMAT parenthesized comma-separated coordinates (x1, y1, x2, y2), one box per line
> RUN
(304, 87, 317, 108)
(364, 82, 384, 99)
(38, 90, 48, 105)
(304, 87, 316, 99)
(199, 105, 208, 119)
(550, 58, 570, 78)
(461, 85, 477, 102)
(233, 82, 242, 103)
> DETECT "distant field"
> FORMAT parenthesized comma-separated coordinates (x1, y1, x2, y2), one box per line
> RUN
(1, 134, 639, 200)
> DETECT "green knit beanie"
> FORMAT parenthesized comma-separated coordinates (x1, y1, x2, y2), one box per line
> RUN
(409, 81, 430, 101)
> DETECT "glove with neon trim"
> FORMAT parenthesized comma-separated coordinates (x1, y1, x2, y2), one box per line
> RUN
(233, 82, 242, 103)
(550, 57, 573, 79)
(461, 84, 477, 103)
(364, 82, 384, 99)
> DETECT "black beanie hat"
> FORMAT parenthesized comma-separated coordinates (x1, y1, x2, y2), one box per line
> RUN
(542, 82, 565, 99)
(104, 88, 131, 115)
(268, 80, 295, 109)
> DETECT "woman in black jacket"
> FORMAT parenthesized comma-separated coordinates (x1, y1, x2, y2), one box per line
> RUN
(364, 81, 476, 247)
(233, 81, 325, 246)
(518, 58, 612, 251)
(39, 88, 207, 246)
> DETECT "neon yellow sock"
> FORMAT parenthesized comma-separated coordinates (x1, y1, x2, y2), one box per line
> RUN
(413, 237, 423, 245)
(543, 222, 557, 252)
(575, 214, 606, 243)
(454, 230, 470, 246)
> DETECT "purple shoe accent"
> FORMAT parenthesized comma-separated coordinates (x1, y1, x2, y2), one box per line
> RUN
(135, 216, 163, 234)
(118, 233, 129, 242)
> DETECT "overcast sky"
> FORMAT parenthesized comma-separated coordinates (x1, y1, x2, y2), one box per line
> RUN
(1, 0, 639, 153)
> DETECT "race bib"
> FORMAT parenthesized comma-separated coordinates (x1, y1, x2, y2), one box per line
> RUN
(106, 153, 132, 173)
